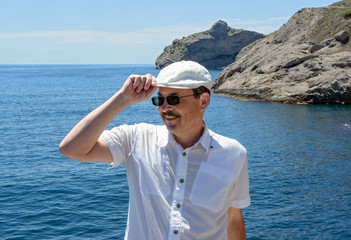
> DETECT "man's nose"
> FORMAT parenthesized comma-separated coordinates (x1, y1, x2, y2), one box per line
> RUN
(159, 99, 172, 110)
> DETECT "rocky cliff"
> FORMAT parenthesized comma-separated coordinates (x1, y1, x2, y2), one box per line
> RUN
(213, 0, 351, 104)
(155, 20, 265, 69)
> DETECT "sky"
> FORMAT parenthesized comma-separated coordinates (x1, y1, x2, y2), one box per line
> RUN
(0, 0, 339, 64)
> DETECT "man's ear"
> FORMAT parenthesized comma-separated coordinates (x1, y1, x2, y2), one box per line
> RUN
(199, 92, 210, 112)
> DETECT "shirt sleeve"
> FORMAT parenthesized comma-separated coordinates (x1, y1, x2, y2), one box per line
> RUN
(229, 154, 251, 209)
(100, 124, 135, 169)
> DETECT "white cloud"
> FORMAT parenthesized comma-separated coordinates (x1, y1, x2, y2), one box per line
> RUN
(0, 30, 107, 43)
(0, 20, 205, 43)
(0, 18, 287, 45)
(0, 26, 201, 45)
(226, 17, 289, 26)
(225, 17, 289, 34)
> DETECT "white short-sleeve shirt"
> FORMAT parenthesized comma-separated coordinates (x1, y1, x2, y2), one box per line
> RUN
(100, 123, 250, 240)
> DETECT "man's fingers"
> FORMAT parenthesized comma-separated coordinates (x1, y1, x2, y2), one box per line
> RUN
(144, 74, 155, 90)
(130, 74, 156, 93)
(151, 76, 157, 87)
(131, 75, 141, 90)
(121, 74, 158, 104)
(135, 76, 146, 93)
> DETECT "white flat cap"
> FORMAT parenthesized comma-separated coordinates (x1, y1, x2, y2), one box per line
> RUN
(156, 61, 212, 90)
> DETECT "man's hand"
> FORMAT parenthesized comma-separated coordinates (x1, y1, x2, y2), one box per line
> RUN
(120, 74, 158, 105)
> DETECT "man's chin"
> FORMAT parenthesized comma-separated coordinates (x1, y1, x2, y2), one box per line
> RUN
(164, 120, 178, 132)
(165, 122, 176, 131)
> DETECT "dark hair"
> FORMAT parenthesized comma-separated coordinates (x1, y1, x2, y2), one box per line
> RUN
(192, 86, 211, 99)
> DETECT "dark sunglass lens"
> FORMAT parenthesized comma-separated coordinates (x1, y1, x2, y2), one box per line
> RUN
(167, 96, 180, 105)
(152, 97, 164, 106)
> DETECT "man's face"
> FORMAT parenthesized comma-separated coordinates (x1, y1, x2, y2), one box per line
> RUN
(157, 87, 205, 141)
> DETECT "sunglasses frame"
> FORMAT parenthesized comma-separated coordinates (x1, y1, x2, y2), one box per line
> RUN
(151, 94, 196, 106)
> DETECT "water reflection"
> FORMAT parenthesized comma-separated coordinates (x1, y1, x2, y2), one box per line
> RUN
(206, 95, 351, 239)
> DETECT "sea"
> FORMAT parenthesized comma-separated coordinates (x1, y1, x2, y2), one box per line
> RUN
(0, 64, 350, 240)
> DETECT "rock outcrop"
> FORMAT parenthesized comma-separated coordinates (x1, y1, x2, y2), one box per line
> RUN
(213, 0, 351, 104)
(155, 20, 265, 69)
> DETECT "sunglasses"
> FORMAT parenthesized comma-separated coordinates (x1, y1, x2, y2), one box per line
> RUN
(151, 94, 196, 106)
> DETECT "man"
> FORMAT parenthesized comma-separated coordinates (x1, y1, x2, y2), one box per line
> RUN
(60, 61, 250, 240)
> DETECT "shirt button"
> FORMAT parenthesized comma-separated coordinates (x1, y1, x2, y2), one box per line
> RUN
(179, 178, 184, 183)
(176, 203, 181, 208)
(173, 230, 179, 235)
(182, 152, 186, 156)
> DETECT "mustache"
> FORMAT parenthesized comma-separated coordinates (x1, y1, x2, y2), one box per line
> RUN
(162, 111, 180, 118)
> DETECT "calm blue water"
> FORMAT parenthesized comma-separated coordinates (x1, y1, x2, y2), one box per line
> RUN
(0, 65, 350, 240)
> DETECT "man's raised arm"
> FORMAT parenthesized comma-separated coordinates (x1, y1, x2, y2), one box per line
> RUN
(59, 74, 157, 163)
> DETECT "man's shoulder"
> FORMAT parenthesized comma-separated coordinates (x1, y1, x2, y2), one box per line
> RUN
(110, 123, 166, 137)
(126, 123, 168, 140)
(133, 123, 166, 132)
(208, 129, 247, 154)
(206, 129, 247, 170)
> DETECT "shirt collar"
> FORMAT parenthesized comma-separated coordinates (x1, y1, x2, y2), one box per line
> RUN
(156, 125, 173, 148)
(195, 122, 211, 153)
(156, 122, 212, 153)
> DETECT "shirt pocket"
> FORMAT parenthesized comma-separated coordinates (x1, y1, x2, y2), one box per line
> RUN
(189, 161, 233, 212)
(138, 157, 170, 197)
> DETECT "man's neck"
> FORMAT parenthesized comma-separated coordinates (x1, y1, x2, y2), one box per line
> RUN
(173, 123, 205, 150)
